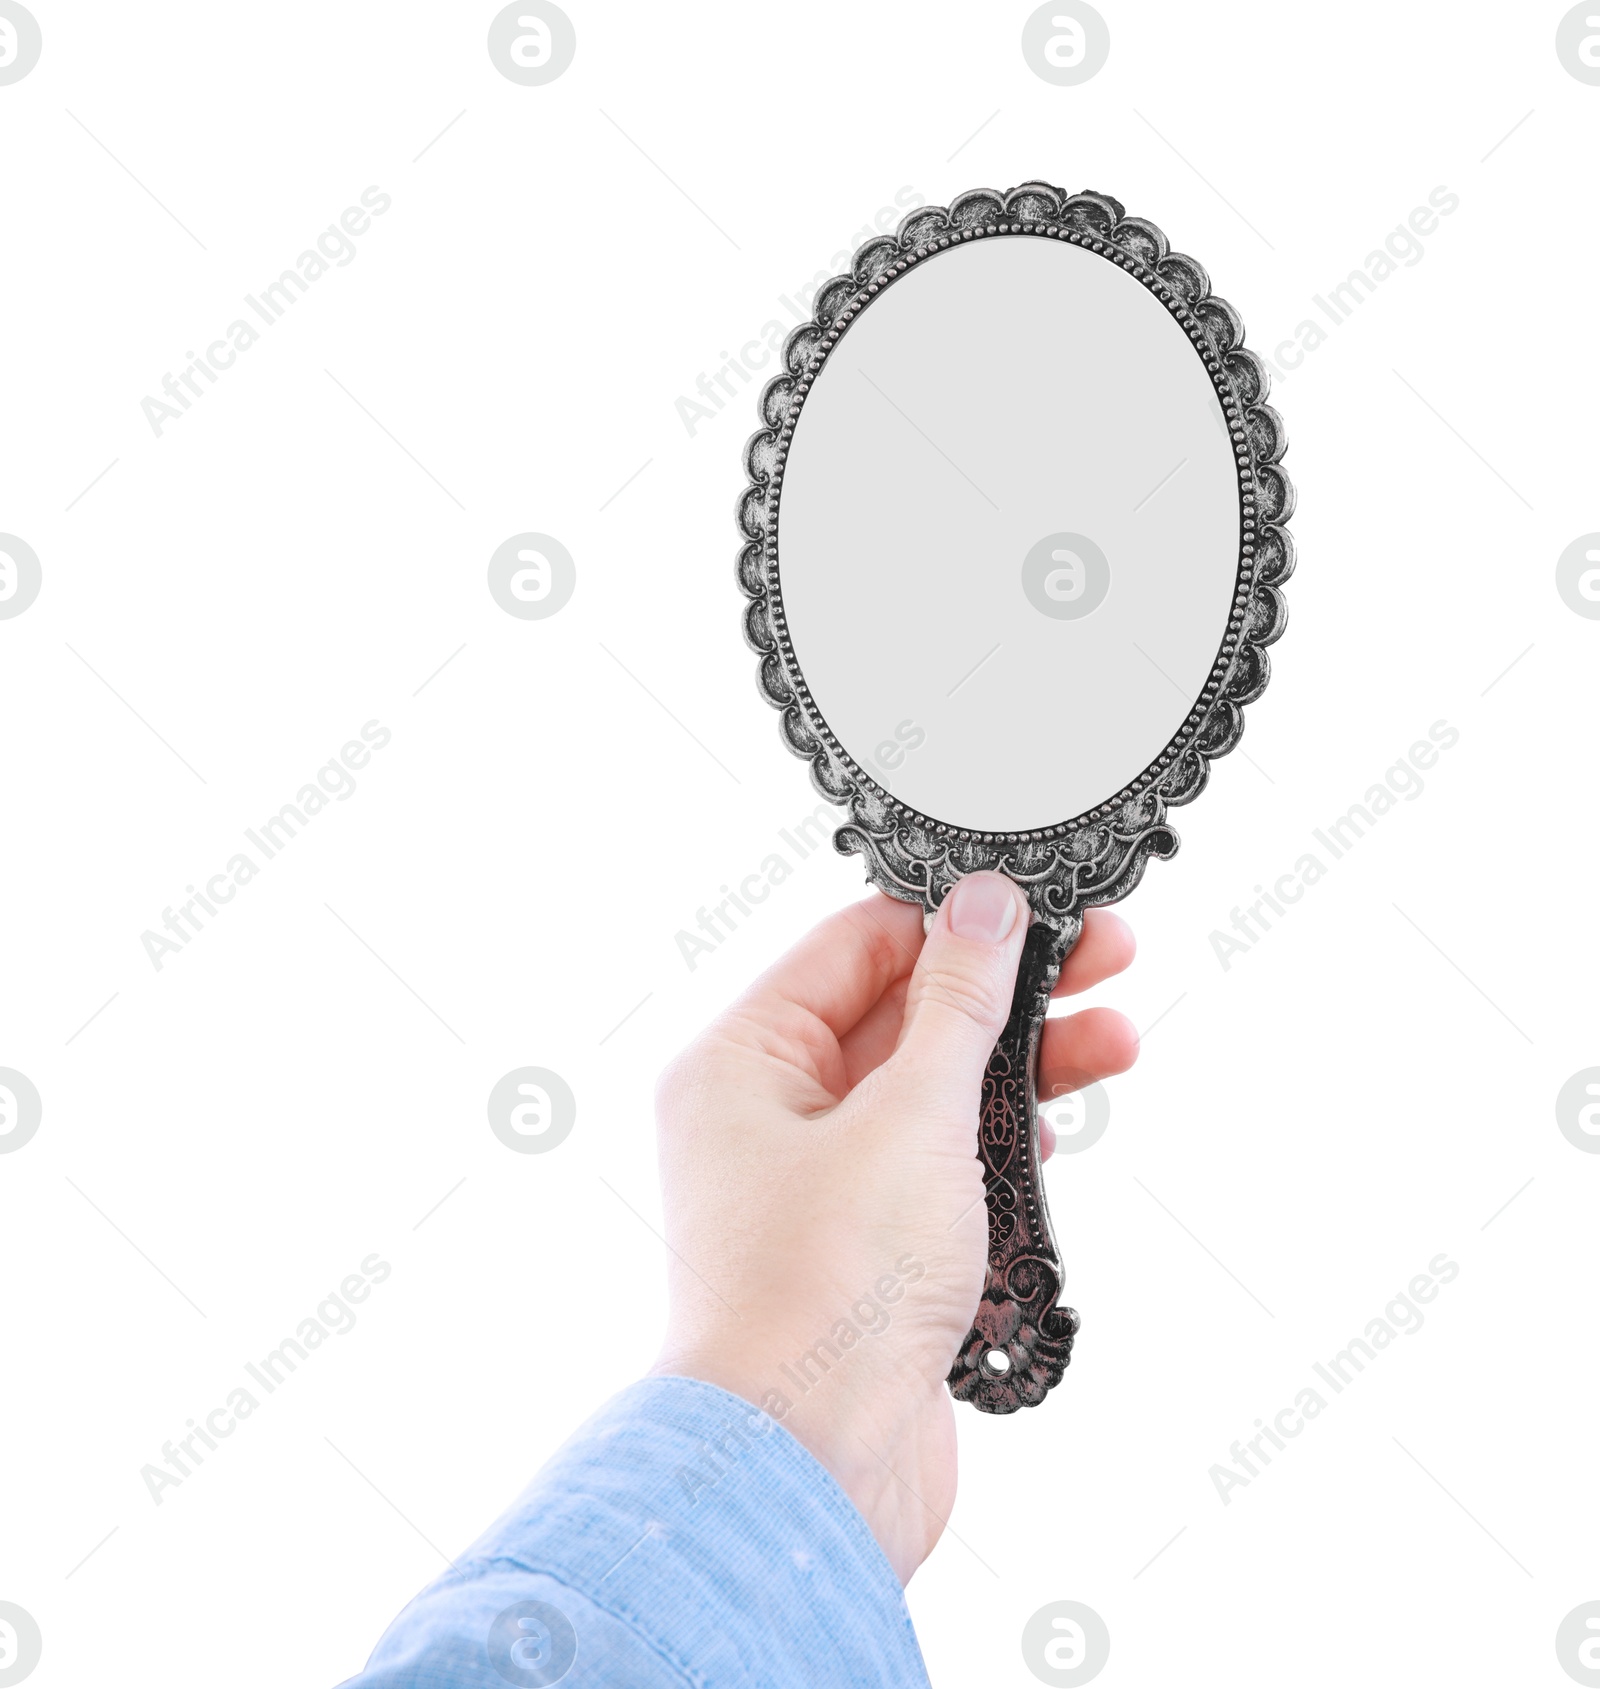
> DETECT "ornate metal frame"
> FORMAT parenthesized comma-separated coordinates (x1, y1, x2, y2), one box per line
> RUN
(736, 182, 1294, 1411)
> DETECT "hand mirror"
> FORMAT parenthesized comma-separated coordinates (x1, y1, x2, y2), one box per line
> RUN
(736, 183, 1295, 1413)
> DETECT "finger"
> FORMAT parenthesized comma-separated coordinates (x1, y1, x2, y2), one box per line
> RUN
(1037, 1008, 1140, 1105)
(1040, 1115, 1056, 1160)
(895, 872, 1030, 1092)
(837, 973, 912, 1089)
(739, 891, 924, 1042)
(1051, 909, 1136, 998)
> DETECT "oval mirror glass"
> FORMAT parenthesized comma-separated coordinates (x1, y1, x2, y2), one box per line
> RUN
(776, 233, 1242, 833)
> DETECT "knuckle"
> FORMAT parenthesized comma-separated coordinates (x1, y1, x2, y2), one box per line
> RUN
(912, 963, 1004, 1033)
(654, 1040, 716, 1127)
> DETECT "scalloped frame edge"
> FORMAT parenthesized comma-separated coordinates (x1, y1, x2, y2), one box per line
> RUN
(736, 182, 1295, 930)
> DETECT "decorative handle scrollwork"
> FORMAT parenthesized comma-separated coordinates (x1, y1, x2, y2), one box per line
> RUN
(948, 916, 1083, 1413)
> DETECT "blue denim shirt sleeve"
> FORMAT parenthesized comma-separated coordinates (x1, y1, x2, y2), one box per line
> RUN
(339, 1375, 931, 1688)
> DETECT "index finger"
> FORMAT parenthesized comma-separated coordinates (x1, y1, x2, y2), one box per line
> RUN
(738, 891, 926, 1041)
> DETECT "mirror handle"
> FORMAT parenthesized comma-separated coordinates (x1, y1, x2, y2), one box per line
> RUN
(947, 914, 1083, 1413)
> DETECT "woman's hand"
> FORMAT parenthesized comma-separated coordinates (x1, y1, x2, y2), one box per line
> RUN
(651, 873, 1138, 1583)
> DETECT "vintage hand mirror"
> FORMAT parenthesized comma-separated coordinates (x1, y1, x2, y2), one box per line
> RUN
(736, 183, 1294, 1413)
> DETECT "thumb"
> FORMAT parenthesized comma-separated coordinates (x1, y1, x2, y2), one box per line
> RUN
(897, 871, 1030, 1090)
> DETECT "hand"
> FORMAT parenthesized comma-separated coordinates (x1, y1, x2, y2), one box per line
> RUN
(651, 873, 1138, 1583)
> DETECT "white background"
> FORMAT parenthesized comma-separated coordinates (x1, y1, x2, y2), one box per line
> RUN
(1, 3, 1596, 1685)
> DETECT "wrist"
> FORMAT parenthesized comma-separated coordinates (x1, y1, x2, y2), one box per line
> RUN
(651, 1342, 940, 1582)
